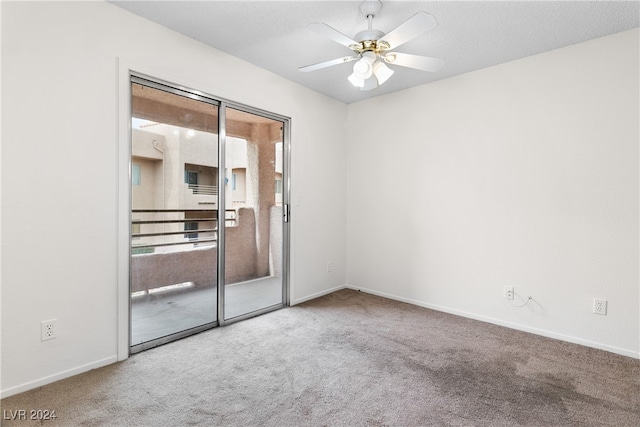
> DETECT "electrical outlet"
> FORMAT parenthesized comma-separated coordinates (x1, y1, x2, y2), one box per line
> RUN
(593, 298, 607, 315)
(326, 261, 332, 272)
(41, 319, 57, 341)
(504, 286, 514, 300)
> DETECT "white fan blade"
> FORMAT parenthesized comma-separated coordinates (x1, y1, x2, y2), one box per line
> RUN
(384, 52, 444, 72)
(308, 22, 359, 48)
(379, 12, 437, 50)
(298, 56, 359, 72)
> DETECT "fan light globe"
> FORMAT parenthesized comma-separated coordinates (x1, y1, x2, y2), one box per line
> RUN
(361, 75, 378, 91)
(350, 51, 394, 90)
(348, 72, 365, 87)
(373, 61, 394, 84)
(349, 51, 377, 87)
(353, 59, 372, 78)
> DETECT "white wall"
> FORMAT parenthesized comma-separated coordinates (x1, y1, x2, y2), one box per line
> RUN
(347, 29, 639, 358)
(1, 1, 348, 397)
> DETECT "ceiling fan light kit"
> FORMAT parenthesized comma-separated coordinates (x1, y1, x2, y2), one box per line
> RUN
(299, 0, 444, 91)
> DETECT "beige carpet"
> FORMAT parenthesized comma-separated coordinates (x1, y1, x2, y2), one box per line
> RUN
(2, 289, 639, 426)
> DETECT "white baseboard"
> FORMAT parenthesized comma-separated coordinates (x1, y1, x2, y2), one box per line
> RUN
(345, 284, 640, 360)
(4, 285, 635, 399)
(0, 356, 118, 399)
(291, 284, 347, 306)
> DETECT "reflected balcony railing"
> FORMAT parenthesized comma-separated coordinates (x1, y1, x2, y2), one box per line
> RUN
(187, 184, 218, 195)
(131, 209, 236, 251)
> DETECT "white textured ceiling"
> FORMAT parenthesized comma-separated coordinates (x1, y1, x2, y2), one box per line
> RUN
(111, 1, 639, 104)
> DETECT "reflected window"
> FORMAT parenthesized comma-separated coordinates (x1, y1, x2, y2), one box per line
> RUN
(132, 164, 141, 185)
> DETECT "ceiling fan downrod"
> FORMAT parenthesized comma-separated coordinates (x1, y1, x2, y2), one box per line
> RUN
(351, 0, 389, 54)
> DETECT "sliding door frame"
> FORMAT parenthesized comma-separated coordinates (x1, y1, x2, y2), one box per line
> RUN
(128, 75, 222, 354)
(117, 61, 290, 359)
(217, 102, 291, 326)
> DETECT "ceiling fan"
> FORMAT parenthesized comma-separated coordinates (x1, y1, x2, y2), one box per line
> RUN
(298, 0, 444, 91)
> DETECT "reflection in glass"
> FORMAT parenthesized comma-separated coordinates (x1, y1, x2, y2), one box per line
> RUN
(224, 108, 284, 319)
(130, 83, 218, 347)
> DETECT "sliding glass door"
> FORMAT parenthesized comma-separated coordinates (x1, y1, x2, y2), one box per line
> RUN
(129, 76, 289, 353)
(222, 107, 287, 320)
(129, 79, 220, 351)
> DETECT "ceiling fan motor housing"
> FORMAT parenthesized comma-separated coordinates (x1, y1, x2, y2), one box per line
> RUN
(354, 29, 385, 43)
(351, 30, 390, 55)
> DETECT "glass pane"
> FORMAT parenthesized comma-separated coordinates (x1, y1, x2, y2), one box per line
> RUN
(224, 107, 284, 319)
(130, 82, 219, 347)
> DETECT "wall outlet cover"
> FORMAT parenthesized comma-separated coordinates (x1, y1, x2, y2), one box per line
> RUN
(41, 319, 57, 341)
(593, 298, 607, 315)
(504, 286, 514, 300)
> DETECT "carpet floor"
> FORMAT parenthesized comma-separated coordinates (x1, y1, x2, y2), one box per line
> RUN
(1, 289, 639, 426)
